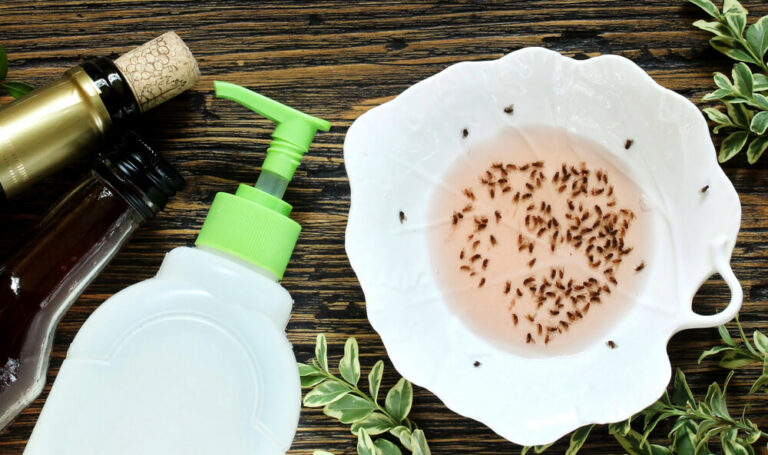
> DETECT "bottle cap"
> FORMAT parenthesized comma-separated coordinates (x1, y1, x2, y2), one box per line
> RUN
(115, 32, 200, 112)
(195, 81, 330, 279)
(95, 131, 185, 220)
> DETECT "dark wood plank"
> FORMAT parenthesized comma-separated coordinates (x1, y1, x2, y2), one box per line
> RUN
(1, 1, 768, 453)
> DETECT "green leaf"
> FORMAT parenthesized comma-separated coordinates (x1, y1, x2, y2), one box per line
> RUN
(746, 135, 768, 164)
(0, 45, 7, 81)
(302, 373, 328, 387)
(732, 320, 760, 355)
(299, 362, 327, 387)
(612, 418, 632, 437)
(725, 101, 751, 127)
(521, 447, 531, 455)
(369, 360, 384, 403)
(715, 124, 731, 134)
(410, 429, 431, 455)
(533, 443, 554, 453)
(714, 71, 735, 90)
(732, 62, 754, 97)
(610, 425, 654, 455)
(324, 394, 376, 424)
(745, 423, 763, 444)
(719, 349, 759, 369)
(303, 380, 351, 407)
(385, 378, 413, 423)
(704, 382, 730, 419)
(703, 88, 735, 101)
(725, 11, 747, 37)
(316, 334, 329, 372)
(755, 73, 768, 91)
(339, 337, 361, 385)
(642, 404, 663, 430)
(351, 412, 395, 436)
(3, 81, 33, 99)
(299, 362, 322, 376)
(746, 16, 768, 58)
(749, 374, 768, 394)
(754, 330, 768, 353)
(668, 417, 690, 439)
(672, 421, 697, 454)
(671, 369, 696, 406)
(357, 428, 377, 455)
(703, 107, 733, 124)
(565, 425, 594, 455)
(643, 411, 677, 442)
(722, 427, 738, 443)
(390, 426, 412, 451)
(722, 0, 747, 15)
(689, 0, 721, 18)
(650, 445, 673, 455)
(710, 37, 756, 63)
(693, 425, 717, 454)
(694, 19, 733, 37)
(753, 93, 768, 110)
(719, 130, 749, 162)
(750, 111, 768, 135)
(720, 325, 736, 345)
(699, 345, 735, 363)
(723, 438, 750, 455)
(374, 439, 402, 455)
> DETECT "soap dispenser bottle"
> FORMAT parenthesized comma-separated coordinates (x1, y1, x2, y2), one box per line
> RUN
(24, 82, 331, 455)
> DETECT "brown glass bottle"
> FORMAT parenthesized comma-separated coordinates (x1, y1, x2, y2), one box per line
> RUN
(0, 131, 183, 431)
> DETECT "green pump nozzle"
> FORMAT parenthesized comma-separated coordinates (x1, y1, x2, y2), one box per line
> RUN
(214, 81, 331, 198)
(195, 81, 331, 279)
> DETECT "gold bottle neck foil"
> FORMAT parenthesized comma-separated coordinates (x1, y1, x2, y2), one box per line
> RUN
(0, 67, 112, 198)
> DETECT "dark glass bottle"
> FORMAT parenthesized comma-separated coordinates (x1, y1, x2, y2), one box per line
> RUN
(0, 57, 138, 203)
(0, 32, 198, 200)
(0, 131, 184, 430)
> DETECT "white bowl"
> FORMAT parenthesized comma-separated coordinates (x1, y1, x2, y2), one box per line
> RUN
(343, 47, 742, 445)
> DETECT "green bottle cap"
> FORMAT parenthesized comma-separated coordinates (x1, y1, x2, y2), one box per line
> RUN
(196, 81, 331, 279)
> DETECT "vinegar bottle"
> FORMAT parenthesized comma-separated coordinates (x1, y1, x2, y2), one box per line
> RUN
(0, 131, 183, 431)
(24, 82, 330, 454)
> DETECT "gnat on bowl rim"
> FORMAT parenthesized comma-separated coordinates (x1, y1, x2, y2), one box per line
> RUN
(343, 47, 742, 446)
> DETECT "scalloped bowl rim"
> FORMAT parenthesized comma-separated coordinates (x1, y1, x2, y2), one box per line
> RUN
(343, 47, 742, 445)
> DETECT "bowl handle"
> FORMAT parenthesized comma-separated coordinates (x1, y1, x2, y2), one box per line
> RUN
(680, 236, 743, 330)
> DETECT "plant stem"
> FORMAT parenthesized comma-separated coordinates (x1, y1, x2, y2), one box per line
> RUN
(736, 36, 768, 72)
(742, 96, 768, 113)
(321, 371, 416, 432)
(659, 405, 768, 440)
(734, 316, 761, 357)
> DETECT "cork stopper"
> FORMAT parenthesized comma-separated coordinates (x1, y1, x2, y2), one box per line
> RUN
(115, 32, 200, 112)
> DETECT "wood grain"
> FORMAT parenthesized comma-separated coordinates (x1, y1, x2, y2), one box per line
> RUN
(1, 0, 768, 453)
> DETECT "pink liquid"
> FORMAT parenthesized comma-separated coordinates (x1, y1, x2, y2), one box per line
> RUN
(428, 126, 653, 357)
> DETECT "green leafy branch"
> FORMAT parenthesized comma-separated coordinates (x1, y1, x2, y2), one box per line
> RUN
(299, 335, 430, 455)
(527, 318, 768, 455)
(688, 0, 768, 163)
(699, 318, 768, 394)
(614, 369, 764, 455)
(0, 44, 34, 99)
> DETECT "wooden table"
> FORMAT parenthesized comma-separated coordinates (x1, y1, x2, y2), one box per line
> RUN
(1, 1, 767, 453)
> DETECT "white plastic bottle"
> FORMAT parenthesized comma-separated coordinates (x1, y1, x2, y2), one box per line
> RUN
(24, 81, 331, 455)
